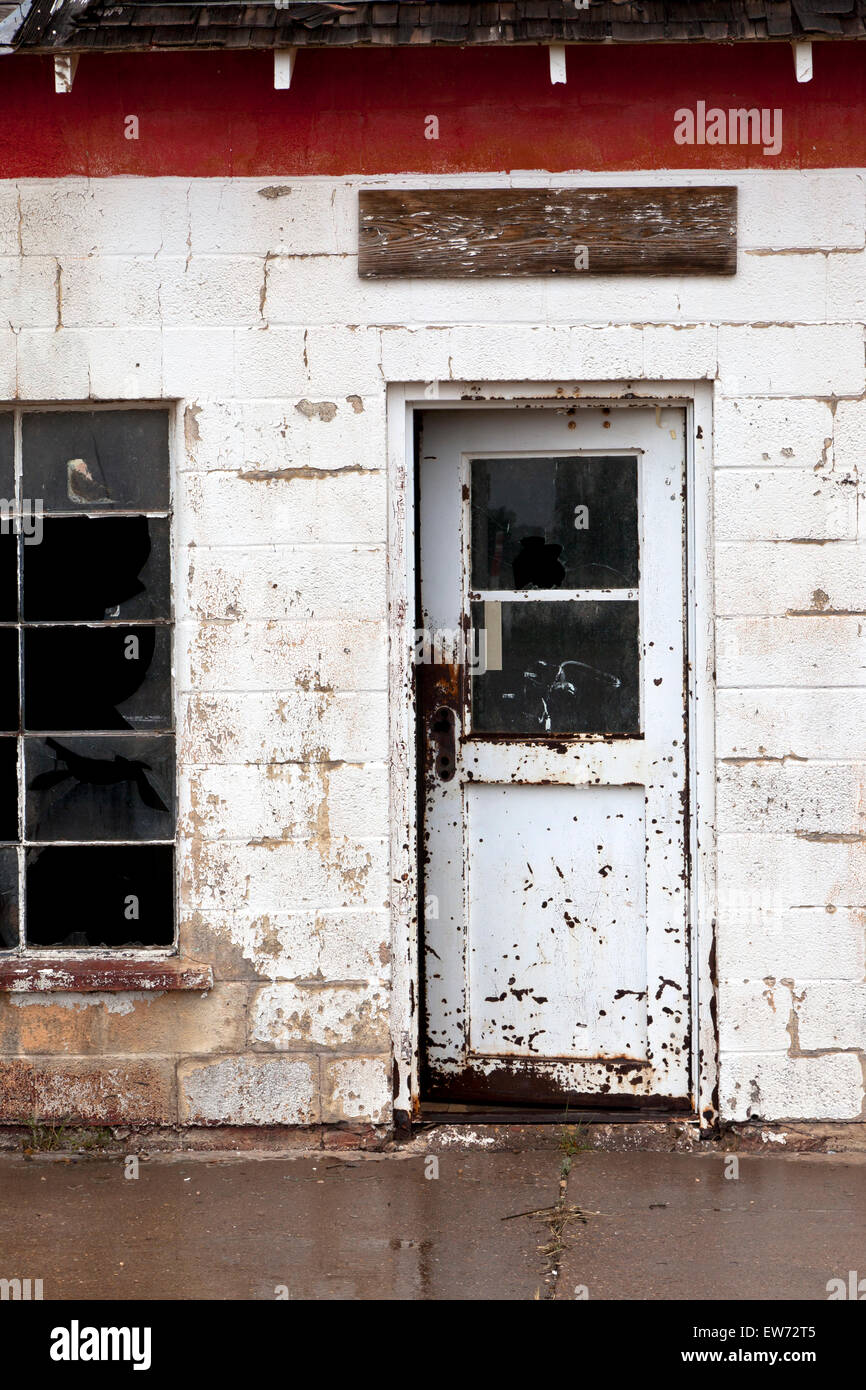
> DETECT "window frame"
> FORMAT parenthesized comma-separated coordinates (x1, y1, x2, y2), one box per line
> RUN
(0, 400, 178, 960)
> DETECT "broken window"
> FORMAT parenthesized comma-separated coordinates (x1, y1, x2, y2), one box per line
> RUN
(0, 408, 174, 951)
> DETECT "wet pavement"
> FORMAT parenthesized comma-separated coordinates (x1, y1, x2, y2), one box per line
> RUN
(0, 1146, 863, 1300)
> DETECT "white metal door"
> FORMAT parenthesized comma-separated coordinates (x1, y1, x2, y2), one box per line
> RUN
(418, 405, 690, 1108)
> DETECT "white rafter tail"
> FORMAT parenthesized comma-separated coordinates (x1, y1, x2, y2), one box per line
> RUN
(54, 54, 79, 94)
(794, 39, 813, 83)
(549, 43, 567, 85)
(274, 47, 298, 90)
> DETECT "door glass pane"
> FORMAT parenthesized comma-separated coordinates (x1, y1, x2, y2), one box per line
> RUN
(471, 599, 640, 735)
(471, 455, 638, 590)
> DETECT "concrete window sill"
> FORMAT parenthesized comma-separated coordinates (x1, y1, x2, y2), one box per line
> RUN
(0, 957, 213, 993)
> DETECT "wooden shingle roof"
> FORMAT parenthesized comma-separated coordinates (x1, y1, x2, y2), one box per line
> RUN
(11, 1, 866, 51)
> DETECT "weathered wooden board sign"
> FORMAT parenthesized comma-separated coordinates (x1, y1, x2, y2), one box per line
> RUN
(358, 187, 737, 277)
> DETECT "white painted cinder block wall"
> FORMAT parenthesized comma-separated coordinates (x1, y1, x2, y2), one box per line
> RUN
(0, 169, 863, 1127)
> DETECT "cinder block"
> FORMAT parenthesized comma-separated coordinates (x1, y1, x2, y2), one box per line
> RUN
(16, 329, 90, 398)
(0, 256, 59, 331)
(232, 326, 308, 397)
(240, 393, 386, 476)
(178, 1053, 319, 1124)
(0, 331, 16, 398)
(182, 544, 386, 622)
(179, 398, 245, 473)
(720, 1052, 863, 1121)
(0, 182, 20, 257)
(18, 178, 188, 257)
(187, 179, 354, 256)
(674, 252, 826, 324)
(178, 469, 387, 547)
(713, 396, 834, 470)
(716, 615, 866, 687)
(826, 250, 866, 320)
(643, 324, 717, 378)
(163, 328, 235, 397)
(180, 837, 389, 914)
(321, 1056, 391, 1124)
(717, 325, 865, 397)
(714, 470, 857, 542)
(86, 328, 163, 399)
(58, 255, 163, 328)
(178, 618, 387, 694)
(249, 981, 389, 1051)
(796, 982, 866, 1051)
(717, 761, 866, 835)
(178, 690, 389, 766)
(177, 909, 299, 983)
(0, 1057, 177, 1124)
(0, 984, 248, 1058)
(303, 326, 383, 395)
(717, 980, 793, 1053)
(316, 910, 392, 980)
(718, 689, 866, 760)
(833, 398, 866, 478)
(719, 831, 866, 911)
(737, 172, 865, 251)
(717, 906, 865, 981)
(180, 761, 388, 842)
(715, 541, 866, 616)
(440, 324, 645, 382)
(178, 908, 391, 984)
(159, 255, 264, 328)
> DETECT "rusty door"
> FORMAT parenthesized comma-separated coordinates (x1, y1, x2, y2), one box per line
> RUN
(418, 405, 690, 1108)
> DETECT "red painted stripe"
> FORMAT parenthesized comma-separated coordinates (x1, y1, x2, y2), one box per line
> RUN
(0, 43, 864, 177)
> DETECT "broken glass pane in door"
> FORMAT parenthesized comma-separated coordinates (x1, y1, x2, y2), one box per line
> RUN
(471, 455, 639, 590)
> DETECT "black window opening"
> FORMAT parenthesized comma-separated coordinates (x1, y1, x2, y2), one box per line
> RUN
(0, 408, 175, 951)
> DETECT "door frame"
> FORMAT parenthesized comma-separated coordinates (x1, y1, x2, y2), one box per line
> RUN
(386, 380, 717, 1130)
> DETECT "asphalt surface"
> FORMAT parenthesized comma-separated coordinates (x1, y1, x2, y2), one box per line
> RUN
(0, 1147, 863, 1300)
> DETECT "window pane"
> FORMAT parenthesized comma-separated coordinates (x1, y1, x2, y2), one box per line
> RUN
(25, 844, 174, 948)
(25, 735, 174, 842)
(471, 456, 639, 590)
(0, 736, 17, 842)
(22, 410, 169, 513)
(0, 846, 18, 948)
(23, 516, 170, 622)
(0, 413, 12, 502)
(471, 599, 640, 736)
(24, 626, 172, 732)
(0, 531, 17, 622)
(0, 628, 18, 731)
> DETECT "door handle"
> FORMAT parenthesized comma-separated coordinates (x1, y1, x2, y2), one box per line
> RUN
(430, 706, 457, 782)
